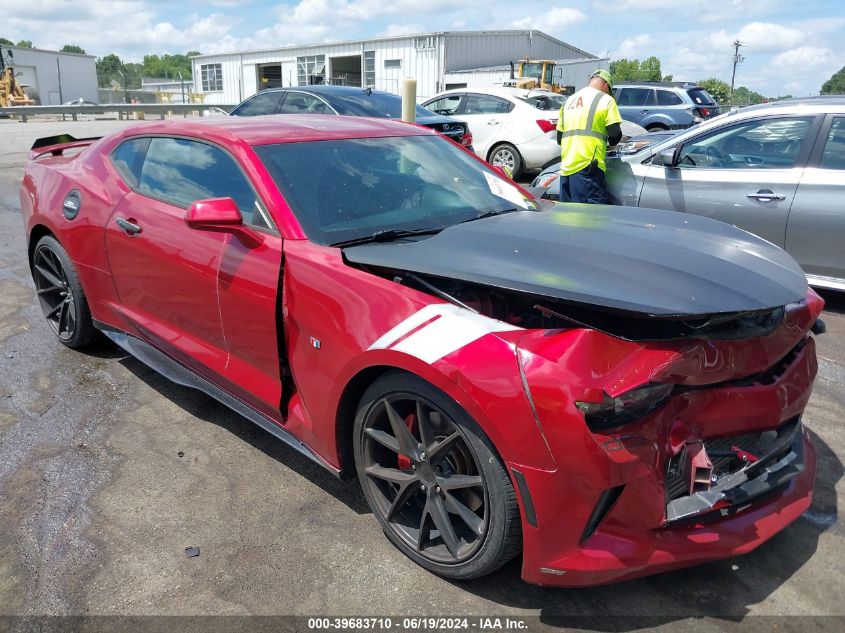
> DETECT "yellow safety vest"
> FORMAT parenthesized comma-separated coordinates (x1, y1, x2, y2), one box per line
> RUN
(556, 86, 622, 176)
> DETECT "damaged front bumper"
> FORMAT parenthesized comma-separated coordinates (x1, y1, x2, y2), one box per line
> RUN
(665, 417, 805, 524)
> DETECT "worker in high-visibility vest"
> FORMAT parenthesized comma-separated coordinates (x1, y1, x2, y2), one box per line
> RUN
(556, 69, 623, 204)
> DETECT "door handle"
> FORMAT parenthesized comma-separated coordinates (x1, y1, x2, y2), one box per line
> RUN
(746, 190, 786, 202)
(116, 217, 142, 235)
(640, 110, 651, 114)
(487, 120, 500, 125)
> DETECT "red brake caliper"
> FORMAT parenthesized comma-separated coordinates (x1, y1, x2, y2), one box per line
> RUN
(397, 413, 416, 470)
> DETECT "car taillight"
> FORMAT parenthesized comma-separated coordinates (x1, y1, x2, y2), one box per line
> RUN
(461, 130, 473, 147)
(536, 119, 556, 133)
(697, 107, 710, 118)
(575, 383, 673, 431)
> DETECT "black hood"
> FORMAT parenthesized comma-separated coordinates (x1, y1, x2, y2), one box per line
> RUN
(343, 204, 807, 317)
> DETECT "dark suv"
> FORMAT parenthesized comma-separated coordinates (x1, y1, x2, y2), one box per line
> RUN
(613, 82, 720, 131)
(230, 85, 473, 150)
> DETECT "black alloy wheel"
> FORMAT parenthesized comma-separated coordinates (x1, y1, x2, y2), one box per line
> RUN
(32, 236, 94, 348)
(354, 372, 521, 579)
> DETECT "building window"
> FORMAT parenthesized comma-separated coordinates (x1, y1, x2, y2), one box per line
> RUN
(297, 55, 326, 86)
(384, 59, 402, 69)
(415, 36, 435, 50)
(364, 51, 376, 87)
(200, 64, 223, 91)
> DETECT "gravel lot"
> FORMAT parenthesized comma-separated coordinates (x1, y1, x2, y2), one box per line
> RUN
(0, 116, 842, 632)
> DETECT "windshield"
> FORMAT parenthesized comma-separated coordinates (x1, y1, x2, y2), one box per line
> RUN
(254, 135, 536, 246)
(330, 92, 436, 119)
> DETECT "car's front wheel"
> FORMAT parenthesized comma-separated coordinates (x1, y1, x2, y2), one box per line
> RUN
(31, 235, 95, 348)
(353, 372, 521, 579)
(489, 143, 524, 180)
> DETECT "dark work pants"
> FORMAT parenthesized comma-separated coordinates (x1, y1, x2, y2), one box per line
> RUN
(559, 167, 608, 204)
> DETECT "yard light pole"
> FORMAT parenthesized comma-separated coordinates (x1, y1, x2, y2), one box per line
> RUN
(730, 40, 745, 105)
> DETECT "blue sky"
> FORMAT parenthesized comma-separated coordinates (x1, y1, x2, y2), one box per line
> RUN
(4, 0, 843, 96)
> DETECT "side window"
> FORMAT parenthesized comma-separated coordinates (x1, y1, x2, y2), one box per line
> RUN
(279, 92, 329, 114)
(463, 94, 513, 114)
(820, 117, 845, 170)
(617, 88, 652, 107)
(231, 91, 283, 116)
(138, 137, 273, 230)
(110, 137, 150, 188)
(424, 95, 462, 115)
(677, 117, 813, 170)
(657, 90, 683, 106)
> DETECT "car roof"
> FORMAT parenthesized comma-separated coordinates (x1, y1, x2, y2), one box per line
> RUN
(614, 82, 701, 90)
(737, 95, 845, 115)
(117, 114, 434, 146)
(255, 85, 395, 97)
(428, 86, 554, 101)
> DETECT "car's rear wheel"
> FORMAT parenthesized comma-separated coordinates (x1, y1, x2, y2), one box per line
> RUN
(489, 143, 524, 180)
(353, 372, 521, 579)
(646, 123, 668, 132)
(32, 236, 95, 348)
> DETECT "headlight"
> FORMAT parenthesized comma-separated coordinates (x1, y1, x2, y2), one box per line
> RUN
(575, 383, 674, 431)
(616, 140, 655, 154)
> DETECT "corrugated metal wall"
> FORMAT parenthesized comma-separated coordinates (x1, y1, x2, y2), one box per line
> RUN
(192, 31, 597, 105)
(442, 58, 609, 92)
(3, 47, 97, 104)
(442, 31, 594, 72)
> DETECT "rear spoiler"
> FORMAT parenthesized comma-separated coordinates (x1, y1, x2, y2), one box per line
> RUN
(29, 134, 102, 160)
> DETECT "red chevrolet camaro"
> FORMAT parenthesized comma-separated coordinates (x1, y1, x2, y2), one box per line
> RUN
(20, 115, 824, 586)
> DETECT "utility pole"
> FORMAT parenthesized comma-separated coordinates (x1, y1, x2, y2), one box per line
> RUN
(730, 40, 745, 104)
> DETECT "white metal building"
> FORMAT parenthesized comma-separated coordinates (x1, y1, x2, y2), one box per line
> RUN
(0, 45, 97, 104)
(191, 30, 604, 105)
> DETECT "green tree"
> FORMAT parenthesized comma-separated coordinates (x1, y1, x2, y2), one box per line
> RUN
(697, 77, 731, 104)
(61, 44, 86, 54)
(639, 56, 662, 81)
(609, 56, 664, 82)
(0, 37, 13, 46)
(142, 53, 193, 79)
(821, 66, 845, 94)
(732, 86, 766, 105)
(16, 40, 33, 48)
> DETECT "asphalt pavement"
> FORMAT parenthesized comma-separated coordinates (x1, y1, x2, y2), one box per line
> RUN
(0, 116, 842, 631)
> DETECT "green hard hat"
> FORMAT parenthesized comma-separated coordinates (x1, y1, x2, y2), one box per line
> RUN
(592, 69, 613, 88)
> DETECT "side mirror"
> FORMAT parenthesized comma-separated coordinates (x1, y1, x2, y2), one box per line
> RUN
(185, 197, 243, 228)
(659, 148, 679, 168)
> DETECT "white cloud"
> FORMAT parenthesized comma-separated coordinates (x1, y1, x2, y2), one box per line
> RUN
(613, 34, 655, 59)
(378, 24, 427, 38)
(513, 8, 586, 32)
(709, 22, 805, 54)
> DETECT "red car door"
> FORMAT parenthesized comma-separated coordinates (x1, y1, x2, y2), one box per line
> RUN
(105, 136, 284, 418)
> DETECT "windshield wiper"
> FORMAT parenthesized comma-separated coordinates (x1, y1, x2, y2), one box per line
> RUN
(458, 207, 524, 224)
(332, 227, 442, 248)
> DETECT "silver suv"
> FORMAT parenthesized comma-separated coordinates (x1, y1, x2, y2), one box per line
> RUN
(614, 82, 720, 131)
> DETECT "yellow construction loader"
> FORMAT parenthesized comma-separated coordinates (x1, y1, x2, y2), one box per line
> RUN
(1, 49, 36, 108)
(505, 59, 574, 95)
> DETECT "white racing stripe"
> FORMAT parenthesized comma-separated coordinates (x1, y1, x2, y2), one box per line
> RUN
(369, 304, 521, 364)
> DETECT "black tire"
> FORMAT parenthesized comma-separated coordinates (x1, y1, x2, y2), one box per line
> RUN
(646, 123, 668, 132)
(31, 235, 95, 348)
(22, 85, 41, 105)
(488, 143, 524, 180)
(353, 371, 521, 580)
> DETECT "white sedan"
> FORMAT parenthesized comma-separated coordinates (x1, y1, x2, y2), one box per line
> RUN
(422, 87, 564, 179)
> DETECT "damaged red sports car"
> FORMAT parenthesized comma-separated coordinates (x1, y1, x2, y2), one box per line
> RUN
(20, 115, 825, 586)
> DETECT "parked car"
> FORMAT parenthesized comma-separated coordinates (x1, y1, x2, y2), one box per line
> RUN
(534, 97, 845, 291)
(614, 81, 721, 131)
(230, 85, 473, 150)
(531, 128, 678, 197)
(422, 87, 565, 179)
(22, 115, 824, 587)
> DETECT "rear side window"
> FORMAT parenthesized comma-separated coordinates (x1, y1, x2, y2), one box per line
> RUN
(657, 90, 684, 106)
(463, 94, 513, 114)
(110, 137, 150, 188)
(424, 95, 462, 115)
(617, 88, 655, 107)
(231, 91, 284, 116)
(687, 88, 716, 105)
(820, 117, 845, 170)
(519, 94, 566, 110)
(138, 137, 273, 229)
